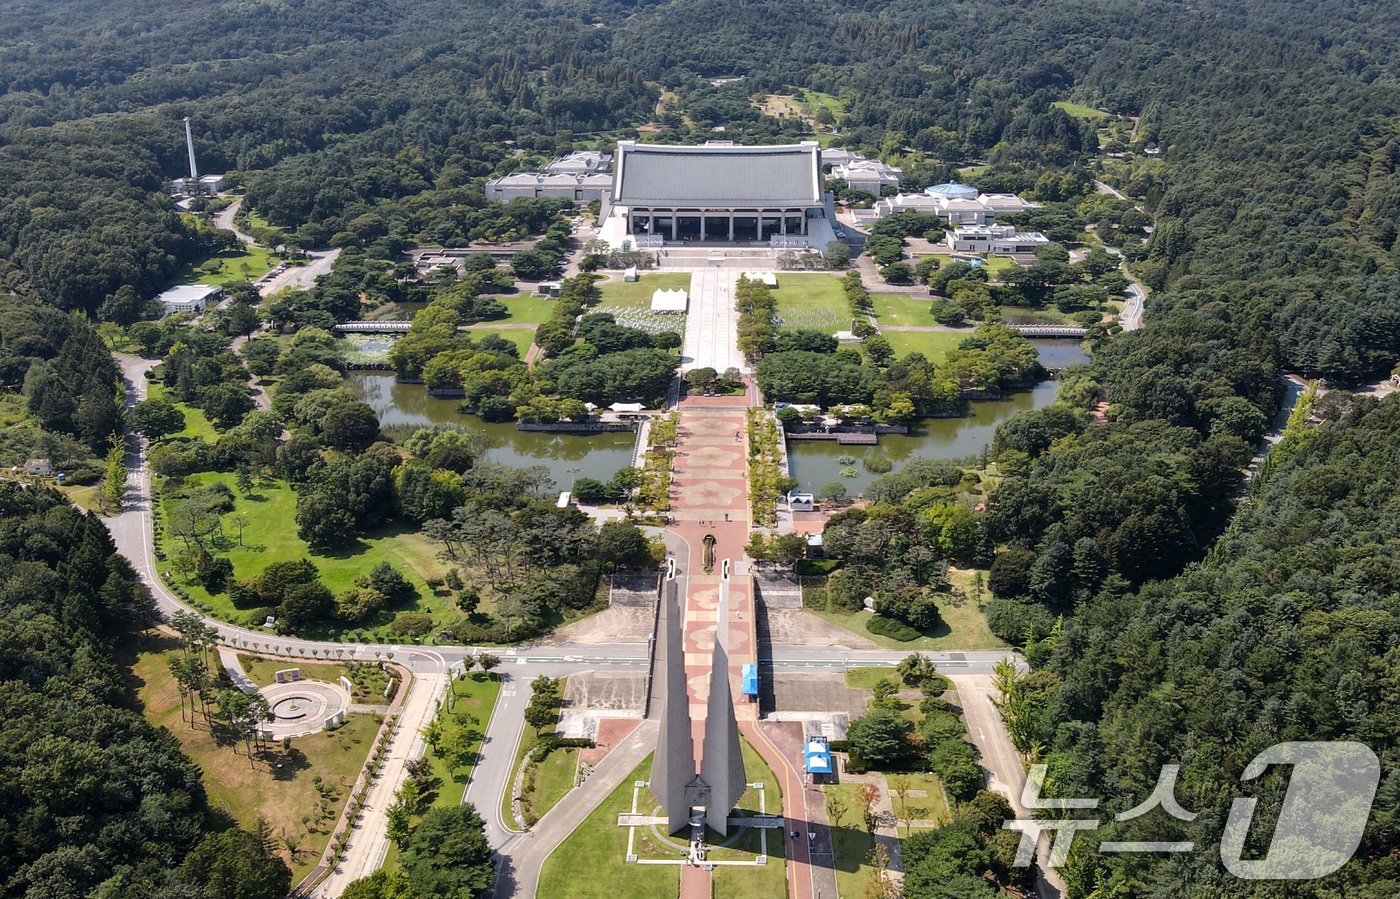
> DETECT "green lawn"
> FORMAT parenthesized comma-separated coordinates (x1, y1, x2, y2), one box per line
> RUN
(772, 272, 850, 331)
(490, 293, 556, 325)
(129, 636, 380, 883)
(501, 677, 569, 826)
(981, 255, 1023, 278)
(531, 747, 579, 821)
(169, 218, 278, 287)
(538, 756, 681, 898)
(814, 573, 1006, 651)
(844, 667, 900, 692)
(997, 306, 1078, 326)
(1052, 100, 1109, 120)
(462, 325, 535, 356)
(148, 380, 219, 442)
(597, 273, 692, 309)
(799, 89, 847, 121)
(426, 673, 502, 809)
(157, 471, 455, 636)
(825, 782, 877, 898)
(881, 329, 967, 363)
(889, 773, 952, 832)
(870, 293, 937, 328)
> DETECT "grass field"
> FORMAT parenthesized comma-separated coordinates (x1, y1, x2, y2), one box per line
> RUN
(881, 329, 966, 363)
(997, 306, 1078, 326)
(490, 293, 556, 325)
(531, 746, 580, 822)
(538, 756, 681, 898)
(157, 471, 455, 635)
(426, 673, 501, 809)
(597, 273, 692, 309)
(174, 241, 277, 287)
(462, 325, 535, 356)
(1052, 100, 1109, 120)
(756, 90, 845, 129)
(890, 773, 952, 832)
(772, 272, 849, 331)
(825, 782, 878, 897)
(845, 667, 901, 692)
(148, 380, 220, 441)
(128, 635, 380, 883)
(870, 293, 938, 328)
(982, 255, 1023, 278)
(58, 483, 105, 512)
(501, 677, 569, 825)
(815, 571, 1005, 651)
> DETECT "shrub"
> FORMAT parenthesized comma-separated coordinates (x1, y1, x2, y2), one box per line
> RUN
(867, 614, 920, 641)
(388, 613, 434, 636)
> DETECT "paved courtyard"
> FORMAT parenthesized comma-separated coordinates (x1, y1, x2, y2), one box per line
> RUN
(681, 269, 747, 374)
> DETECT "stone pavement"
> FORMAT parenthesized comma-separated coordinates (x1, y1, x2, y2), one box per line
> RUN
(314, 667, 445, 897)
(681, 269, 747, 374)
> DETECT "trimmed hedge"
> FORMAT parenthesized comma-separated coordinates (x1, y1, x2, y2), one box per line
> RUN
(866, 614, 920, 641)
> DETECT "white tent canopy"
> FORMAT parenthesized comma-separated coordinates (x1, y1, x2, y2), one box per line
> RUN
(609, 402, 645, 413)
(650, 288, 689, 312)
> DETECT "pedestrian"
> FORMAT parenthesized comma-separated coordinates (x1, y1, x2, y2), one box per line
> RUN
(724, 513, 729, 522)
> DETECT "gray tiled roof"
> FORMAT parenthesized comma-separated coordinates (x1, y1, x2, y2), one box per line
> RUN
(614, 141, 822, 208)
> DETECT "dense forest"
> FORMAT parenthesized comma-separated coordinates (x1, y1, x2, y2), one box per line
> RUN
(1, 0, 1396, 380)
(2, 0, 1400, 896)
(0, 485, 289, 899)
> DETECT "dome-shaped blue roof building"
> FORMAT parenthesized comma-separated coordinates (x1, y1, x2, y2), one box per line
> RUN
(925, 181, 979, 200)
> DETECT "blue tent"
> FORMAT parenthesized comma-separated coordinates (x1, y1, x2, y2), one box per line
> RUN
(804, 737, 833, 776)
(741, 663, 759, 698)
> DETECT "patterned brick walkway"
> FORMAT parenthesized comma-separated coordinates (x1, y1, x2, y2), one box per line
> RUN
(667, 390, 816, 899)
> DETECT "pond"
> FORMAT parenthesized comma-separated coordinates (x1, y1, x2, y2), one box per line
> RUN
(345, 372, 638, 488)
(786, 340, 1090, 495)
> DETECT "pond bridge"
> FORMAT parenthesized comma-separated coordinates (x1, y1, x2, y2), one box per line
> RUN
(1011, 325, 1088, 337)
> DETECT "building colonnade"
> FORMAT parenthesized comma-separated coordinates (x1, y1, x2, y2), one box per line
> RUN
(627, 207, 815, 242)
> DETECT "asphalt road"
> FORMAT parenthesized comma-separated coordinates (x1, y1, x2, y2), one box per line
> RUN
(952, 674, 1065, 898)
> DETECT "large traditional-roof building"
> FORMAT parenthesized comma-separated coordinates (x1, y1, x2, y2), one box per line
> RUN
(601, 140, 834, 246)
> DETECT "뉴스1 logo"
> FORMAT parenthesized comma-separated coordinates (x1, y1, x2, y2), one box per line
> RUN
(1002, 741, 1381, 880)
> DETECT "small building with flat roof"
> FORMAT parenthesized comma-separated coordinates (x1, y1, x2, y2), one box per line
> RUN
(947, 224, 1050, 255)
(154, 284, 221, 315)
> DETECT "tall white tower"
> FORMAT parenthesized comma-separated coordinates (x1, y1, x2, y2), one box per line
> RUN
(183, 117, 199, 181)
